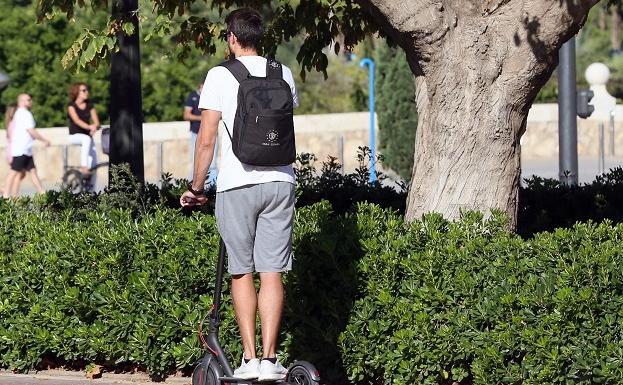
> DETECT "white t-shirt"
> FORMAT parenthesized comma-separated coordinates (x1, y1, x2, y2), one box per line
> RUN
(198, 56, 298, 192)
(11, 107, 35, 157)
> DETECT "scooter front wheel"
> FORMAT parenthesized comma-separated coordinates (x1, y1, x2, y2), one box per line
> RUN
(62, 169, 85, 193)
(192, 355, 222, 385)
(286, 364, 320, 385)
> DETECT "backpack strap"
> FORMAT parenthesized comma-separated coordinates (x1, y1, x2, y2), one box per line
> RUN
(218, 59, 250, 83)
(266, 58, 283, 79)
(218, 59, 249, 142)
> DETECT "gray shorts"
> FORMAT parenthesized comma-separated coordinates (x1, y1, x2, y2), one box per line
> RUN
(215, 182, 295, 275)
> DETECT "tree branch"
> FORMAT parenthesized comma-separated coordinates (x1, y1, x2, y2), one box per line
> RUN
(356, 0, 453, 60)
(526, 0, 600, 41)
(498, 0, 599, 71)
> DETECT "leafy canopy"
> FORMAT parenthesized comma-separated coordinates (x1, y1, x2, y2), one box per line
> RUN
(375, 39, 417, 182)
(0, 0, 369, 127)
(37, 0, 381, 78)
(0, 0, 221, 127)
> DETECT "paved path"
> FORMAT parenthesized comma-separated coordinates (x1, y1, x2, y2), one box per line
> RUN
(522, 156, 623, 184)
(8, 156, 623, 198)
(0, 371, 190, 385)
(0, 377, 133, 385)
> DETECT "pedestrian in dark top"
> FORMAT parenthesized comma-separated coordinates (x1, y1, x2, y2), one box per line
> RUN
(184, 83, 217, 185)
(67, 82, 100, 191)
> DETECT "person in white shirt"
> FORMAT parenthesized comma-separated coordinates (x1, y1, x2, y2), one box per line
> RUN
(7, 94, 50, 197)
(180, 8, 298, 381)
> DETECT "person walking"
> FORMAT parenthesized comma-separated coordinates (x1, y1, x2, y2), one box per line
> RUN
(7, 94, 50, 197)
(180, 8, 298, 382)
(3, 104, 22, 196)
(4, 104, 15, 164)
(184, 82, 218, 185)
(67, 82, 100, 191)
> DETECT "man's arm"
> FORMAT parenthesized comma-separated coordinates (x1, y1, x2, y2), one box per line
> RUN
(27, 128, 50, 146)
(180, 109, 220, 207)
(183, 106, 202, 122)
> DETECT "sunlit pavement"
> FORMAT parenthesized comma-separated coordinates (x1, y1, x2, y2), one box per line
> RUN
(0, 371, 190, 385)
(521, 156, 623, 185)
(8, 156, 623, 197)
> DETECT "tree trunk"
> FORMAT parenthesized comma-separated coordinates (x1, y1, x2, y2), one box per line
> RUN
(405, 71, 524, 226)
(612, 5, 621, 52)
(599, 6, 607, 31)
(358, 0, 599, 228)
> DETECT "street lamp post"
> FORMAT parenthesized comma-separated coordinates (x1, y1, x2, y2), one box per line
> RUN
(359, 58, 377, 183)
(558, 37, 579, 185)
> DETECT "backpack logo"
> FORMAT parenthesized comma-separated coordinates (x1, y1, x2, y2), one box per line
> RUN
(264, 130, 279, 146)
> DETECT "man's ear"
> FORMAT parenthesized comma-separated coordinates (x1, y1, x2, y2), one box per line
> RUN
(229, 33, 238, 47)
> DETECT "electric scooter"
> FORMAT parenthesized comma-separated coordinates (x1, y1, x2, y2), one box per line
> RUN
(192, 238, 321, 385)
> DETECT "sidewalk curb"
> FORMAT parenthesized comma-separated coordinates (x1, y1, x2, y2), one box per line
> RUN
(0, 369, 191, 384)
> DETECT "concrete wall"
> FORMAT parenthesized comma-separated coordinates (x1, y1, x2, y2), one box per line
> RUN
(0, 112, 375, 190)
(522, 103, 623, 159)
(1, 105, 622, 191)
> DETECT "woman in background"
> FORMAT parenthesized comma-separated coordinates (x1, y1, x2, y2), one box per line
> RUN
(3, 104, 22, 197)
(67, 82, 99, 191)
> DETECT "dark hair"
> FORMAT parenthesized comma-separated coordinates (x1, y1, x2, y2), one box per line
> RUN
(225, 8, 263, 50)
(68, 82, 88, 101)
(4, 104, 16, 129)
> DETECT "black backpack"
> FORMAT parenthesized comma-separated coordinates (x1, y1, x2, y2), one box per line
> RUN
(219, 58, 296, 167)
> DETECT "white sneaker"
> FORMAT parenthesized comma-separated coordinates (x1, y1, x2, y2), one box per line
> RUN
(233, 357, 261, 379)
(258, 358, 287, 382)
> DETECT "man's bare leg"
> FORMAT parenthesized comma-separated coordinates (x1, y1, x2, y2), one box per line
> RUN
(10, 171, 25, 197)
(258, 272, 284, 358)
(232, 273, 258, 359)
(28, 168, 45, 194)
(3, 171, 17, 198)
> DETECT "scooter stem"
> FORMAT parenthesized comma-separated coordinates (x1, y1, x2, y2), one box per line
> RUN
(208, 238, 235, 376)
(212, 238, 227, 318)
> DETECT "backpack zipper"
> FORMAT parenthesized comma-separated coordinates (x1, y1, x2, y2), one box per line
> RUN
(255, 111, 293, 124)
(243, 86, 293, 105)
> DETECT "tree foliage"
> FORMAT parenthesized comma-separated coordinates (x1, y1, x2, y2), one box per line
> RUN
(0, 0, 370, 128)
(375, 39, 417, 182)
(537, 0, 623, 102)
(577, 0, 623, 98)
(0, 0, 109, 128)
(0, 0, 221, 128)
(36, 0, 379, 78)
(276, 36, 368, 114)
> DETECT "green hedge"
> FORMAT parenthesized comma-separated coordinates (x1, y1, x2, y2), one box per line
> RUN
(518, 168, 623, 236)
(0, 202, 222, 377)
(28, 156, 623, 238)
(341, 208, 623, 385)
(2, 195, 623, 384)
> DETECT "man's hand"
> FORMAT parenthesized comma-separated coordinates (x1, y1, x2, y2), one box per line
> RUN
(180, 190, 208, 207)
